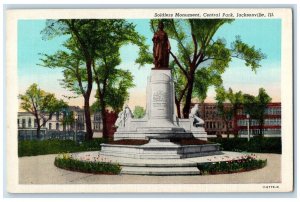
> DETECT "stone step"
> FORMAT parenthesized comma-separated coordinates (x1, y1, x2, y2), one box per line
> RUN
(119, 162, 197, 167)
(120, 166, 200, 176)
(100, 151, 183, 159)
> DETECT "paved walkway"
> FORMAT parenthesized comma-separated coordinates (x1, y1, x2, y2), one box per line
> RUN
(19, 153, 281, 184)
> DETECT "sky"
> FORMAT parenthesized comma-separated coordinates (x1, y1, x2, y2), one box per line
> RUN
(18, 19, 281, 109)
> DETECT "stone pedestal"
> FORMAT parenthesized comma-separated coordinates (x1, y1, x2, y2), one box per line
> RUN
(113, 69, 210, 141)
(101, 68, 217, 161)
(146, 69, 176, 128)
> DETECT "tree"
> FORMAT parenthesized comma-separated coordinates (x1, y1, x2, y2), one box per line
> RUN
(90, 20, 142, 138)
(101, 69, 134, 113)
(226, 88, 244, 136)
(41, 19, 144, 139)
(243, 88, 271, 136)
(140, 19, 265, 118)
(41, 20, 101, 139)
(255, 88, 272, 136)
(133, 106, 146, 118)
(243, 93, 258, 136)
(215, 86, 243, 138)
(215, 87, 233, 139)
(19, 83, 67, 138)
(193, 67, 223, 103)
(60, 110, 75, 132)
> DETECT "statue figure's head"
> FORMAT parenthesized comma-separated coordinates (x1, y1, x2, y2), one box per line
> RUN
(158, 21, 164, 30)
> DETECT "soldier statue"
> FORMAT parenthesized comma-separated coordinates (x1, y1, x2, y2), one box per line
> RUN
(152, 21, 171, 69)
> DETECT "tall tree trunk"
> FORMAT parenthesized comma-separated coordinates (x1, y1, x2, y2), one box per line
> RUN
(259, 119, 264, 137)
(100, 97, 108, 139)
(36, 125, 41, 139)
(84, 59, 93, 140)
(182, 73, 195, 118)
(175, 99, 181, 118)
(35, 115, 41, 139)
(84, 97, 93, 140)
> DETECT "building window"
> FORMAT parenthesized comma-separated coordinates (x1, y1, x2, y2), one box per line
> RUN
(22, 119, 26, 128)
(49, 123, 52, 130)
(56, 123, 59, 130)
(28, 118, 32, 128)
(18, 119, 19, 126)
(94, 113, 101, 121)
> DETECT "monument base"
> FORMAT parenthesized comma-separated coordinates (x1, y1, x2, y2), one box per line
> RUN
(100, 140, 221, 159)
(100, 68, 217, 175)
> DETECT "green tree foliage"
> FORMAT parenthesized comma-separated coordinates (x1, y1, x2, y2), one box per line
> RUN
(40, 19, 145, 139)
(215, 86, 243, 138)
(41, 20, 102, 139)
(244, 88, 272, 136)
(217, 87, 271, 137)
(243, 93, 257, 135)
(139, 19, 265, 118)
(90, 19, 143, 138)
(133, 106, 146, 118)
(193, 67, 223, 103)
(19, 83, 67, 137)
(90, 100, 101, 113)
(102, 69, 134, 113)
(60, 111, 75, 132)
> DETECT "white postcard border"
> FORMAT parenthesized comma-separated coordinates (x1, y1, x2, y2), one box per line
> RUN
(6, 8, 294, 193)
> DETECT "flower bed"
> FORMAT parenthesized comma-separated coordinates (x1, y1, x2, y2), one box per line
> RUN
(198, 154, 267, 175)
(54, 153, 121, 174)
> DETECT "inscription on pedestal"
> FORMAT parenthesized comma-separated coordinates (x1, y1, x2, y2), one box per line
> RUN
(152, 90, 168, 117)
(153, 90, 166, 102)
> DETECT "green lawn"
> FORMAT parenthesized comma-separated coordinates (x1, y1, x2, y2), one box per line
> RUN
(18, 137, 281, 157)
(18, 138, 107, 157)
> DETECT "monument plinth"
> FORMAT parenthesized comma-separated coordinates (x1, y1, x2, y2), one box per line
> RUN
(99, 22, 220, 174)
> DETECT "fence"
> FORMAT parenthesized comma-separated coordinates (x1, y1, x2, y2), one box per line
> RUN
(18, 129, 86, 142)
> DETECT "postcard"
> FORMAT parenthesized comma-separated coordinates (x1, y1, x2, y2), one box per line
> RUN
(6, 8, 293, 193)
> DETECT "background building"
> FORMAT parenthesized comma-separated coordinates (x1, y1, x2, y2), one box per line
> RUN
(236, 102, 281, 137)
(197, 102, 281, 138)
(18, 106, 103, 137)
(19, 102, 281, 139)
(198, 103, 234, 137)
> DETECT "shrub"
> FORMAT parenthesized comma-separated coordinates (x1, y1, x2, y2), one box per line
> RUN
(18, 138, 107, 157)
(209, 137, 281, 154)
(198, 155, 267, 175)
(54, 153, 121, 174)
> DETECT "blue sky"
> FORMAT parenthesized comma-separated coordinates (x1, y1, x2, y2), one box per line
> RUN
(18, 19, 281, 108)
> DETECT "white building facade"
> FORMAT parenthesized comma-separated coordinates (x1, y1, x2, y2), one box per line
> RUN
(18, 107, 102, 133)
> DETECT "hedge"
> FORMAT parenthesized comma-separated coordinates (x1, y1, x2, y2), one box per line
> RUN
(209, 137, 281, 154)
(18, 138, 106, 157)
